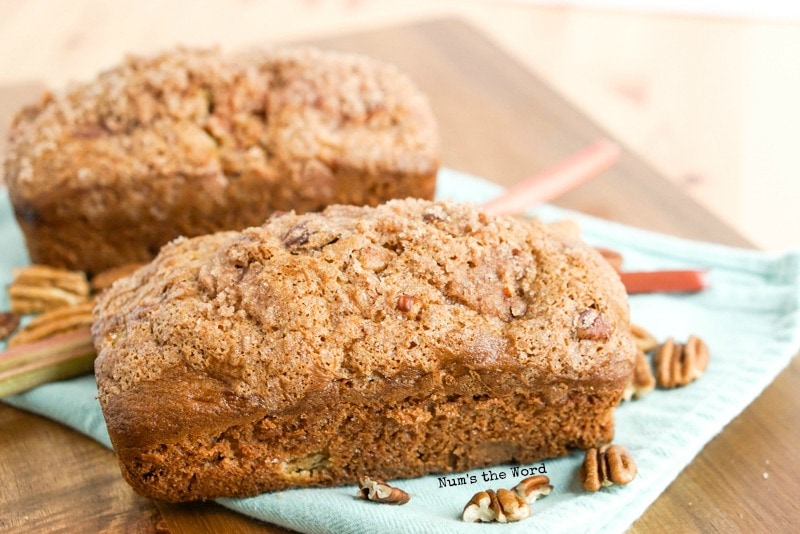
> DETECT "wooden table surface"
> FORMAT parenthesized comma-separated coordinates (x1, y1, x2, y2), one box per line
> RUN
(1, 18, 798, 533)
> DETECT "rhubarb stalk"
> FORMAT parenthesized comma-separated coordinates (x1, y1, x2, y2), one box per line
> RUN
(481, 139, 620, 215)
(0, 327, 95, 397)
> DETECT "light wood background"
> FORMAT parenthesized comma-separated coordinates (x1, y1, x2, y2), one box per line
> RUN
(1, 4, 799, 534)
(1, 0, 798, 250)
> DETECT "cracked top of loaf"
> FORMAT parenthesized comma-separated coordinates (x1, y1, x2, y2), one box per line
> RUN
(92, 199, 634, 450)
(4, 45, 440, 199)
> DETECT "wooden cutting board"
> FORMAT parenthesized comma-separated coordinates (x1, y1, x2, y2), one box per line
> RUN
(1, 18, 797, 533)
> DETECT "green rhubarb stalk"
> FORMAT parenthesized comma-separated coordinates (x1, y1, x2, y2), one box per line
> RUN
(0, 328, 96, 397)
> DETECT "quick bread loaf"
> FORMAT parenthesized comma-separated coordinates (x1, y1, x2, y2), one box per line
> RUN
(4, 46, 440, 274)
(92, 199, 636, 502)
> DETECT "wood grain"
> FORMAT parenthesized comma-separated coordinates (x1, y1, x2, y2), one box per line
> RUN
(310, 19, 751, 248)
(0, 407, 162, 532)
(0, 18, 796, 533)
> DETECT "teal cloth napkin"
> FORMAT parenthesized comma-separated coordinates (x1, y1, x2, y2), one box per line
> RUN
(3, 168, 800, 533)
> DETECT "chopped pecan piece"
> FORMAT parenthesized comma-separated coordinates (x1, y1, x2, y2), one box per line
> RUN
(580, 444, 638, 492)
(396, 294, 422, 315)
(509, 299, 528, 318)
(282, 223, 310, 247)
(575, 307, 611, 341)
(357, 477, 409, 505)
(282, 221, 339, 251)
(654, 335, 709, 388)
(72, 123, 108, 139)
(422, 206, 448, 223)
(355, 245, 393, 273)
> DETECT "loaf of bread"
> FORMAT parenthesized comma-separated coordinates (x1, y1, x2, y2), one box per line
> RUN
(4, 46, 440, 275)
(92, 199, 635, 502)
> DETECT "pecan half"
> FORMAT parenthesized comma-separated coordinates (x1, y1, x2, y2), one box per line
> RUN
(357, 477, 409, 505)
(580, 444, 638, 492)
(654, 335, 709, 388)
(630, 323, 659, 353)
(8, 265, 90, 314)
(0, 311, 21, 341)
(514, 475, 553, 504)
(622, 349, 656, 401)
(12, 265, 89, 295)
(7, 301, 94, 347)
(462, 490, 498, 523)
(461, 488, 530, 523)
(576, 308, 612, 341)
(495, 488, 531, 522)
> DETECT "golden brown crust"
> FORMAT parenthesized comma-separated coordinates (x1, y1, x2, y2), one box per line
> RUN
(92, 199, 635, 502)
(5, 46, 440, 274)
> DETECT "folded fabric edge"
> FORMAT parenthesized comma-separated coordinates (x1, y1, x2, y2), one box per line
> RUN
(3, 168, 800, 533)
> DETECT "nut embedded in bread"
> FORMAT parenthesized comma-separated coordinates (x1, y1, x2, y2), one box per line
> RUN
(92, 198, 636, 502)
(4, 46, 440, 274)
